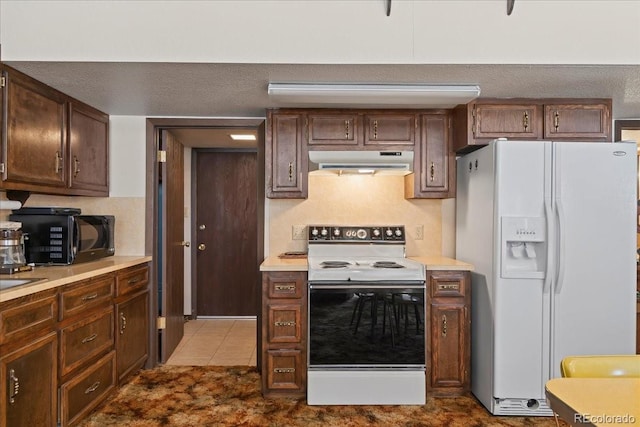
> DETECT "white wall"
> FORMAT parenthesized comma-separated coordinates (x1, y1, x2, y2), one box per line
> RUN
(109, 116, 146, 197)
(1, 0, 638, 64)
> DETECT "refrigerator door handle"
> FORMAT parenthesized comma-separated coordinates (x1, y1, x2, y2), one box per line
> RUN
(543, 199, 553, 293)
(555, 198, 566, 294)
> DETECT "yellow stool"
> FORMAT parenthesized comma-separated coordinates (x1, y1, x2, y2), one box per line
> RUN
(560, 355, 640, 378)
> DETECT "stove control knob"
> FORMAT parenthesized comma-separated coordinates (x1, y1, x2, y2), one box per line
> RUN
(372, 229, 381, 237)
(356, 229, 367, 239)
(321, 228, 329, 237)
(333, 228, 341, 237)
(395, 228, 403, 237)
(311, 228, 319, 236)
(385, 228, 393, 237)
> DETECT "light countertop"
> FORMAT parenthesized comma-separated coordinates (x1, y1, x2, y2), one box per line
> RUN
(0, 256, 152, 303)
(260, 256, 474, 272)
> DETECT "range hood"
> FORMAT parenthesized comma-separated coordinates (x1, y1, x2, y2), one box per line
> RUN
(308, 151, 414, 175)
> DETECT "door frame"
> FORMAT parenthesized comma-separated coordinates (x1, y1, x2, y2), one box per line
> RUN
(144, 117, 266, 367)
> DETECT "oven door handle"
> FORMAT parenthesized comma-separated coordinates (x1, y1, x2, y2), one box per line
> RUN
(309, 282, 425, 290)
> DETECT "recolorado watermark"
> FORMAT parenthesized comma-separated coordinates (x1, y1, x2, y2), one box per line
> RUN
(574, 413, 636, 424)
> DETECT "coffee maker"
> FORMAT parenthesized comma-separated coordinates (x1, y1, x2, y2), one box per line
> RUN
(0, 221, 29, 274)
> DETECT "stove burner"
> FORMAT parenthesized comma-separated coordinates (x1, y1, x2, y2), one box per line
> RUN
(320, 261, 351, 269)
(372, 261, 405, 269)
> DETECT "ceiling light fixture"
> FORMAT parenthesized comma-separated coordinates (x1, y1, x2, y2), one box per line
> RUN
(229, 134, 257, 141)
(267, 83, 481, 108)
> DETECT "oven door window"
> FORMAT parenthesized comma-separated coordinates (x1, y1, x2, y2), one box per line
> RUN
(309, 286, 425, 367)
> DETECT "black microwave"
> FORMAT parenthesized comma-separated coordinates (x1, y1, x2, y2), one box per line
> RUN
(10, 208, 115, 265)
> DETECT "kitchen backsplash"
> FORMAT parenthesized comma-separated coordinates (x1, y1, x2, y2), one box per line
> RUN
(0, 193, 146, 256)
(267, 174, 454, 257)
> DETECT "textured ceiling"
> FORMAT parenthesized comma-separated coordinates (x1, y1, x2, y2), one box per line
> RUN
(5, 62, 640, 148)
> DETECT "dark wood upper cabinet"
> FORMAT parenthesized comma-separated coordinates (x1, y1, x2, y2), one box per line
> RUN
(405, 113, 454, 199)
(363, 113, 416, 146)
(2, 66, 67, 190)
(308, 112, 360, 146)
(68, 102, 109, 196)
(0, 64, 109, 196)
(266, 111, 308, 199)
(453, 98, 612, 153)
(543, 102, 611, 140)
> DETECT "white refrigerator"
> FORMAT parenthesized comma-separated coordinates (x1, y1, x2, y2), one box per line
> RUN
(456, 139, 637, 416)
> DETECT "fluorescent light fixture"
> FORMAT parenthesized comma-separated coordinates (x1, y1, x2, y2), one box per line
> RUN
(229, 134, 257, 141)
(268, 83, 481, 108)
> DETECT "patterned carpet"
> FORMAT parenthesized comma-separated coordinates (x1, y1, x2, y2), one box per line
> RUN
(78, 365, 564, 427)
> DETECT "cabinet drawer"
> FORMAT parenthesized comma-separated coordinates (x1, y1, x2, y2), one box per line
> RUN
(265, 349, 305, 391)
(429, 272, 466, 298)
(59, 306, 114, 377)
(116, 264, 149, 297)
(266, 304, 302, 343)
(60, 350, 116, 427)
(0, 291, 57, 345)
(59, 274, 114, 321)
(264, 272, 305, 299)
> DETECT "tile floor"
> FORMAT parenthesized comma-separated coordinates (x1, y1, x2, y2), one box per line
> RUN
(165, 318, 257, 366)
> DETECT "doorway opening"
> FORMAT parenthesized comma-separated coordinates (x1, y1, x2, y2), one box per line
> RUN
(145, 118, 265, 366)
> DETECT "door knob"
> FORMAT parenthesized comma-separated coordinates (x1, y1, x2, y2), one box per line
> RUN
(199, 224, 206, 230)
(198, 243, 206, 251)
(181, 241, 190, 247)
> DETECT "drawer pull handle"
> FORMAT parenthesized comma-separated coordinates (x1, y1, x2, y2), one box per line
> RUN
(120, 312, 127, 335)
(438, 284, 459, 290)
(9, 369, 19, 404)
(442, 314, 448, 337)
(275, 284, 295, 291)
(273, 368, 295, 374)
(82, 333, 98, 344)
(128, 277, 141, 285)
(274, 321, 296, 327)
(85, 381, 101, 394)
(82, 292, 99, 302)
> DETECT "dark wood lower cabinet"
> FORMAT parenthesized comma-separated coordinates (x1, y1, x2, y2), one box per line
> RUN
(0, 332, 58, 427)
(427, 270, 471, 396)
(0, 261, 150, 426)
(261, 271, 307, 397)
(115, 290, 149, 383)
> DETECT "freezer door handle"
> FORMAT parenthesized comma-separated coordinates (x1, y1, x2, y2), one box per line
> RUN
(555, 198, 567, 294)
(543, 199, 553, 294)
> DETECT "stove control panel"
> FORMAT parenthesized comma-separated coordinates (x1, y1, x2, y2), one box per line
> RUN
(308, 225, 405, 243)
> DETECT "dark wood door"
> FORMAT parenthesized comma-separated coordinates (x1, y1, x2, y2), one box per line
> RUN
(159, 130, 185, 362)
(195, 150, 258, 316)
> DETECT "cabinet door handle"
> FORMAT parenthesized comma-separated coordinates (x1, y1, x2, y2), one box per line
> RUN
(55, 151, 63, 173)
(81, 292, 99, 302)
(84, 381, 101, 394)
(373, 120, 378, 139)
(345, 120, 350, 139)
(554, 111, 560, 131)
(274, 321, 296, 327)
(275, 284, 296, 291)
(9, 369, 19, 404)
(438, 283, 459, 291)
(430, 162, 435, 182)
(273, 368, 295, 373)
(288, 162, 294, 182)
(73, 156, 81, 177)
(523, 111, 529, 131)
(82, 333, 98, 344)
(120, 312, 127, 335)
(441, 314, 448, 337)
